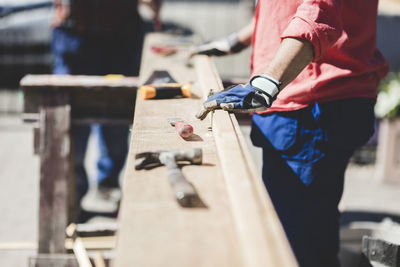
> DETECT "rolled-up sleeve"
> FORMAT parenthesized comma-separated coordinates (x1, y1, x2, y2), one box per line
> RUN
(281, 0, 343, 61)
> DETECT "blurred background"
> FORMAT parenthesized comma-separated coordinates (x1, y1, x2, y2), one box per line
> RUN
(0, 0, 400, 266)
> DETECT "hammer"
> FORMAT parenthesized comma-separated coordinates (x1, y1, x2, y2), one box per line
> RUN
(168, 118, 194, 139)
(135, 148, 202, 207)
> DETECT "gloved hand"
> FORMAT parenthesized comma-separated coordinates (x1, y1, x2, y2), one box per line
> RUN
(192, 32, 246, 57)
(196, 74, 281, 120)
(140, 0, 162, 30)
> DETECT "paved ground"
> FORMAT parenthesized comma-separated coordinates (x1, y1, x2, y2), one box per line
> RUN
(0, 112, 113, 267)
(0, 114, 39, 267)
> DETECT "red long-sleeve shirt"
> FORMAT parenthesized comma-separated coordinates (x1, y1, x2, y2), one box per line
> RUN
(251, 0, 389, 112)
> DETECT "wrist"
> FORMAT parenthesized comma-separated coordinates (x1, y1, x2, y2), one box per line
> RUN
(250, 74, 281, 103)
(227, 32, 246, 54)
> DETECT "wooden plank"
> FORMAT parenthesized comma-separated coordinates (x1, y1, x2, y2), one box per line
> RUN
(194, 55, 297, 266)
(115, 33, 296, 267)
(0, 236, 115, 251)
(375, 118, 400, 183)
(38, 93, 72, 254)
(65, 236, 116, 250)
(94, 252, 106, 267)
(29, 254, 79, 267)
(20, 74, 139, 88)
(29, 254, 112, 267)
(65, 224, 93, 267)
(74, 221, 117, 237)
(21, 75, 138, 121)
(115, 33, 243, 267)
(0, 242, 38, 250)
(71, 237, 93, 267)
(379, 0, 400, 15)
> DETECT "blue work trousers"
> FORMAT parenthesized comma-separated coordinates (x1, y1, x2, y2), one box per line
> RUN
(251, 98, 376, 267)
(52, 26, 143, 201)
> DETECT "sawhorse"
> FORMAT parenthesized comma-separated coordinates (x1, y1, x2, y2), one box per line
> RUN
(21, 74, 138, 266)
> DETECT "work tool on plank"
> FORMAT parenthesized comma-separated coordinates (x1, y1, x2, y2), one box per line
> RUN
(195, 88, 216, 127)
(151, 45, 177, 56)
(139, 70, 191, 100)
(208, 89, 216, 131)
(168, 118, 194, 139)
(135, 148, 202, 207)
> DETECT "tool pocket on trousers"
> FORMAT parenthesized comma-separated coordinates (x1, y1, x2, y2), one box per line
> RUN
(251, 112, 299, 151)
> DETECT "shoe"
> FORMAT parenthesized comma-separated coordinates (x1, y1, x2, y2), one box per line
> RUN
(97, 185, 121, 203)
(80, 186, 121, 213)
(98, 178, 120, 189)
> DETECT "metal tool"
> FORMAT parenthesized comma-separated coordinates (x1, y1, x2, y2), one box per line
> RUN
(168, 118, 194, 139)
(208, 89, 216, 131)
(135, 148, 202, 207)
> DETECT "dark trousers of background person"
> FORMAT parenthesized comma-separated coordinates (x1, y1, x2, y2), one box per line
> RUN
(51, 25, 144, 207)
(251, 98, 376, 267)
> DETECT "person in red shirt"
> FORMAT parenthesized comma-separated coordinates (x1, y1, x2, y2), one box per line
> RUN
(195, 0, 388, 266)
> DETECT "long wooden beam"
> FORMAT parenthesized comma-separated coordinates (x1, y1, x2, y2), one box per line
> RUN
(194, 55, 297, 266)
(114, 33, 297, 267)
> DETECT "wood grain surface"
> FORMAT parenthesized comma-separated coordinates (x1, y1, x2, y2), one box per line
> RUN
(21, 75, 138, 121)
(114, 33, 297, 267)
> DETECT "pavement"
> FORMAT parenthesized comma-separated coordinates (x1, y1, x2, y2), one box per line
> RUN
(0, 111, 120, 266)
(0, 113, 39, 267)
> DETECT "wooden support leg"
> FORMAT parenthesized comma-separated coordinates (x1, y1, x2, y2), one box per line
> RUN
(38, 93, 74, 254)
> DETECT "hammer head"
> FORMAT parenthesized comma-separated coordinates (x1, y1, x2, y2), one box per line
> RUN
(135, 148, 202, 170)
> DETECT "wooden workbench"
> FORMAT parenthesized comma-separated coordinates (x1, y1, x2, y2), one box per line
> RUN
(115, 33, 297, 267)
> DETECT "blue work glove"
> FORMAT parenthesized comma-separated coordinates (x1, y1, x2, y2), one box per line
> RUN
(196, 74, 281, 120)
(191, 32, 246, 57)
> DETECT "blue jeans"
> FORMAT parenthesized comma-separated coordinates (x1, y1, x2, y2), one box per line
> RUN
(251, 98, 376, 267)
(52, 26, 144, 201)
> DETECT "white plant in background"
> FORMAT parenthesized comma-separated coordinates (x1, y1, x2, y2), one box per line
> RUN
(375, 73, 400, 118)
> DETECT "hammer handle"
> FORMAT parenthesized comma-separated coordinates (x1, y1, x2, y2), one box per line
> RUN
(174, 121, 193, 139)
(167, 167, 200, 207)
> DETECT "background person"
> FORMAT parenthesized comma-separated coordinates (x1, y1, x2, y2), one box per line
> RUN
(51, 0, 162, 221)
